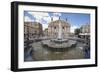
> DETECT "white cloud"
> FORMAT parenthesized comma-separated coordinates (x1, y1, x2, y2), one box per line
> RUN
(27, 12, 51, 29)
(53, 13, 61, 16)
(51, 12, 62, 21)
(25, 16, 34, 22)
(52, 16, 59, 21)
(43, 16, 51, 23)
(28, 12, 51, 23)
(28, 12, 49, 17)
(42, 24, 48, 30)
(70, 25, 78, 33)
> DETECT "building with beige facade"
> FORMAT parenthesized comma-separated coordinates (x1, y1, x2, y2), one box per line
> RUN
(79, 24, 90, 44)
(47, 19, 71, 39)
(80, 24, 90, 33)
(24, 22, 43, 41)
(79, 24, 90, 36)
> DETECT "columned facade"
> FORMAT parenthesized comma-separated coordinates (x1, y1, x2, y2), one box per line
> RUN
(48, 20, 70, 39)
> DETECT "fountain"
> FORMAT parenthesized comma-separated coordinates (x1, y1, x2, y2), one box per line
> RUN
(42, 19, 77, 51)
(51, 20, 68, 43)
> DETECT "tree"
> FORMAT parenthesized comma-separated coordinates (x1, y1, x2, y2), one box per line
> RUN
(74, 28, 80, 35)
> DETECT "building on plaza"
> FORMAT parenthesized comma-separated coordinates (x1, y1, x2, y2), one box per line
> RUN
(47, 19, 71, 38)
(24, 22, 43, 41)
(79, 24, 90, 45)
(80, 24, 90, 33)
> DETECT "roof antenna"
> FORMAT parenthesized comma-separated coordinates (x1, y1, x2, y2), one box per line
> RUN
(51, 16, 53, 21)
(59, 16, 60, 20)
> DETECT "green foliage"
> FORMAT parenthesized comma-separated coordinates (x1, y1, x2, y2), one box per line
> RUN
(74, 28, 80, 35)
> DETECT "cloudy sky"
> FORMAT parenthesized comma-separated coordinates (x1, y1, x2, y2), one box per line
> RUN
(24, 11, 90, 33)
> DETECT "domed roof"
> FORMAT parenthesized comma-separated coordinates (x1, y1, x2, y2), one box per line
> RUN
(48, 19, 70, 27)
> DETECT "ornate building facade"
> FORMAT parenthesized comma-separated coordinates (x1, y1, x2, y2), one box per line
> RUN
(24, 22, 43, 41)
(80, 24, 90, 33)
(48, 19, 70, 38)
(79, 24, 90, 36)
(79, 24, 90, 45)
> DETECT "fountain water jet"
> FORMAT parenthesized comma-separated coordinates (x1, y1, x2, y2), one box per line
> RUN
(51, 20, 68, 43)
(58, 20, 62, 39)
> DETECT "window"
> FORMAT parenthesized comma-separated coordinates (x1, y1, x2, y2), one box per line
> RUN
(54, 27, 56, 29)
(63, 27, 64, 30)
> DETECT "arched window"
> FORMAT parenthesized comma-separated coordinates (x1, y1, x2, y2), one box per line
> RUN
(54, 26, 56, 29)
(63, 27, 64, 30)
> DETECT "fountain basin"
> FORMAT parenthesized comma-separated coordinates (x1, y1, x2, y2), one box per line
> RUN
(41, 39, 77, 50)
(51, 39, 69, 44)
